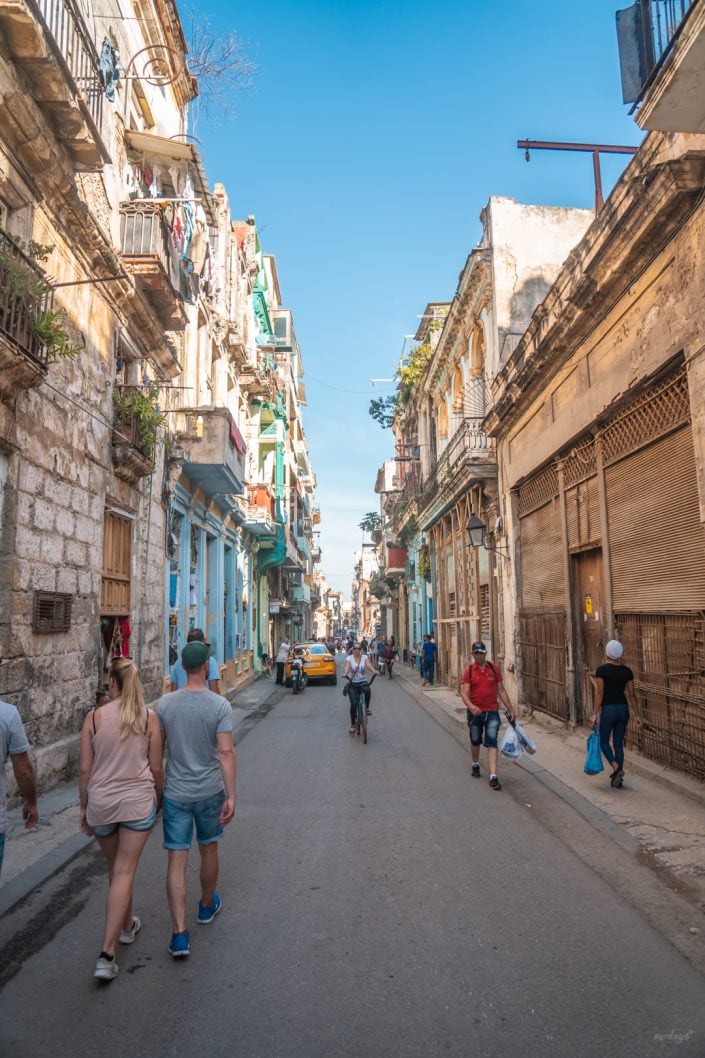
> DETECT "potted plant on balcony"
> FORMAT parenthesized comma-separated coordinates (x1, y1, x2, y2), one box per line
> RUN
(359, 511, 382, 543)
(113, 383, 166, 471)
(418, 546, 432, 582)
(0, 233, 82, 370)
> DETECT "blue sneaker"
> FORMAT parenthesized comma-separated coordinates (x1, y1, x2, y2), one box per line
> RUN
(168, 931, 190, 958)
(197, 892, 222, 924)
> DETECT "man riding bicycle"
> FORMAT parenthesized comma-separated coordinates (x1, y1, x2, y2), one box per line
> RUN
(343, 643, 377, 735)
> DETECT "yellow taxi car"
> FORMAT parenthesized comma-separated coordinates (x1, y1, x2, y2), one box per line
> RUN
(285, 642, 337, 686)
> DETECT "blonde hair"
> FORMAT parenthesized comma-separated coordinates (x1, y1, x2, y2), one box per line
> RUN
(109, 657, 147, 739)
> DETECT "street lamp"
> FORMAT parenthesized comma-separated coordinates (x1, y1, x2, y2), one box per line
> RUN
(466, 515, 510, 557)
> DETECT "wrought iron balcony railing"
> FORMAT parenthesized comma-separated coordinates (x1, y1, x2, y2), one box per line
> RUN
(35, 0, 105, 132)
(617, 0, 694, 106)
(416, 420, 496, 513)
(0, 228, 52, 366)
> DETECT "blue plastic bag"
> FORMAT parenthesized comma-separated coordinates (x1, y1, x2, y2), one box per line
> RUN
(584, 725, 604, 775)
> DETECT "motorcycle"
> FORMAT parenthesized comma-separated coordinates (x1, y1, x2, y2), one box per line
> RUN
(290, 654, 308, 695)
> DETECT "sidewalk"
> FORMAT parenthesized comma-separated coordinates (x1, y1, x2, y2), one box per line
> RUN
(0, 675, 282, 918)
(393, 664, 705, 909)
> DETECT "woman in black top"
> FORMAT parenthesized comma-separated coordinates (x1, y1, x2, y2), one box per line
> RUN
(591, 639, 640, 788)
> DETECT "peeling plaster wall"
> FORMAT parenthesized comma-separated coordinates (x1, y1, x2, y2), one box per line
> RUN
(485, 197, 594, 378)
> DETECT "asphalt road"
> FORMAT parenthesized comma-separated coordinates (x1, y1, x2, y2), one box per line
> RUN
(1, 664, 704, 1058)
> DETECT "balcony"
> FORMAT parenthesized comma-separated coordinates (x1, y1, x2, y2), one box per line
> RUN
(173, 407, 246, 504)
(293, 435, 309, 467)
(0, 0, 110, 170)
(291, 583, 311, 604)
(417, 420, 496, 517)
(119, 204, 188, 331)
(232, 497, 275, 538)
(247, 483, 274, 517)
(0, 229, 52, 400)
(617, 0, 705, 131)
(283, 530, 305, 572)
(111, 416, 154, 485)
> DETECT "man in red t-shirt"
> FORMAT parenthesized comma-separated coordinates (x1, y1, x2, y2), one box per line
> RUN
(460, 642, 515, 790)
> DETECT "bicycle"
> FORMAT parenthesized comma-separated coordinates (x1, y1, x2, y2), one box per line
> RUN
(345, 675, 376, 744)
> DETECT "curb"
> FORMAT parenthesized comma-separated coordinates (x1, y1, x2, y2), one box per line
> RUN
(0, 833, 92, 919)
(392, 667, 701, 857)
(0, 675, 284, 922)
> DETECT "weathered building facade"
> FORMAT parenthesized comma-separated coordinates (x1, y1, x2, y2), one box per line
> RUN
(0, 0, 324, 788)
(389, 199, 593, 688)
(488, 134, 705, 780)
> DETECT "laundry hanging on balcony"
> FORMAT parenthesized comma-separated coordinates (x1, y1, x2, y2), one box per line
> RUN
(99, 39, 120, 102)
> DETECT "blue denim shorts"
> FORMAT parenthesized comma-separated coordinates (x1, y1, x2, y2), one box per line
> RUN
(92, 801, 157, 838)
(162, 790, 225, 850)
(0, 832, 5, 877)
(468, 709, 501, 748)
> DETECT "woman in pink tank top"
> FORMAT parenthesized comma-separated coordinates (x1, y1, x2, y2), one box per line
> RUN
(79, 657, 163, 982)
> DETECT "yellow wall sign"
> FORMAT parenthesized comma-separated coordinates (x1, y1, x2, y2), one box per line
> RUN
(584, 594, 593, 615)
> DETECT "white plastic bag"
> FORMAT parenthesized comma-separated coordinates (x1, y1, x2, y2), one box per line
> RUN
(500, 723, 523, 760)
(514, 721, 536, 755)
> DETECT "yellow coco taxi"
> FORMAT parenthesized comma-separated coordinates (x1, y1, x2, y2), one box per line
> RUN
(285, 643, 337, 686)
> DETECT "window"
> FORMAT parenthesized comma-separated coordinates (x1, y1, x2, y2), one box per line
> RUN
(33, 592, 72, 633)
(438, 400, 448, 439)
(452, 364, 464, 412)
(101, 511, 132, 615)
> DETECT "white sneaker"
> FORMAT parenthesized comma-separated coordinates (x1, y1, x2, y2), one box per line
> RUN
(119, 916, 141, 945)
(94, 956, 118, 980)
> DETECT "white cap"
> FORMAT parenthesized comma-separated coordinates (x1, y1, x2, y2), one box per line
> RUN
(605, 640, 624, 660)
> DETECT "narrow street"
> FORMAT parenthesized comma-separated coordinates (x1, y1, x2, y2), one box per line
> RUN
(1, 663, 703, 1058)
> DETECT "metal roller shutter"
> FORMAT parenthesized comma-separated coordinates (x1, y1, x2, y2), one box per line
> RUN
(607, 426, 705, 611)
(519, 498, 565, 609)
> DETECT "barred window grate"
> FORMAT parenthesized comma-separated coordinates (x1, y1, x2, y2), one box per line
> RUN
(32, 591, 72, 634)
(561, 438, 597, 488)
(602, 368, 689, 466)
(517, 464, 559, 516)
(480, 585, 490, 639)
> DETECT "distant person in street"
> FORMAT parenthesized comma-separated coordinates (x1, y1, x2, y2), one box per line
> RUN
(0, 698, 38, 879)
(361, 637, 369, 654)
(591, 639, 640, 788)
(171, 628, 221, 694)
(275, 637, 291, 684)
(157, 640, 237, 959)
(376, 637, 386, 671)
(461, 642, 516, 791)
(79, 657, 163, 982)
(421, 634, 438, 686)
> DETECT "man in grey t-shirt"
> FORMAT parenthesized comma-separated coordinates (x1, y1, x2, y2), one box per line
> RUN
(1, 698, 38, 876)
(157, 641, 236, 958)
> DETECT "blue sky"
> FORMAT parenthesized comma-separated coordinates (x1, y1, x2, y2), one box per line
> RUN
(192, 0, 642, 596)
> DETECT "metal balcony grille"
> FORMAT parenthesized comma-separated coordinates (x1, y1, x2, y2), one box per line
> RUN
(33, 0, 105, 133)
(0, 228, 52, 365)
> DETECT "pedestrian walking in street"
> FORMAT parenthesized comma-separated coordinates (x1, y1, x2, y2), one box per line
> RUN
(171, 628, 221, 693)
(79, 657, 163, 982)
(460, 642, 516, 790)
(157, 640, 237, 959)
(421, 634, 438, 686)
(591, 639, 640, 788)
(275, 636, 291, 685)
(0, 697, 38, 878)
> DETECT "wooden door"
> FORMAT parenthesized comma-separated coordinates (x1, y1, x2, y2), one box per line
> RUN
(572, 548, 607, 722)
